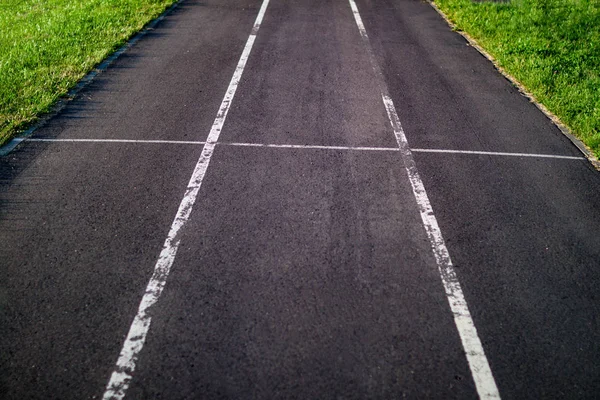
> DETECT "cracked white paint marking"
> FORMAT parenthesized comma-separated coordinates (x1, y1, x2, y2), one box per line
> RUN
(101, 0, 271, 398)
(348, 0, 501, 398)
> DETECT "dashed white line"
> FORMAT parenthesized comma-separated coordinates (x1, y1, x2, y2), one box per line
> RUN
(101, 0, 271, 398)
(348, 0, 501, 398)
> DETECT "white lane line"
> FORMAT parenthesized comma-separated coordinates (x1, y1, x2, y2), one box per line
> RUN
(348, 0, 501, 398)
(101, 0, 271, 398)
(220, 142, 399, 151)
(24, 138, 396, 151)
(412, 148, 585, 160)
(27, 138, 207, 145)
(22, 138, 585, 161)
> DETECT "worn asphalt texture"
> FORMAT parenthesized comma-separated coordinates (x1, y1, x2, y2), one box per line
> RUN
(2, 0, 600, 398)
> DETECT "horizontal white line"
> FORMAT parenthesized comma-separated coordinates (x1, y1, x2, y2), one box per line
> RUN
(220, 142, 399, 151)
(23, 138, 585, 160)
(27, 138, 207, 145)
(25, 138, 397, 151)
(411, 148, 585, 160)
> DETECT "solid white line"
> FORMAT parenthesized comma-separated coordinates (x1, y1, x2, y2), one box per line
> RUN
(26, 138, 398, 151)
(101, 0, 271, 398)
(412, 148, 584, 160)
(221, 142, 399, 151)
(24, 138, 396, 151)
(22, 138, 584, 160)
(348, 0, 501, 398)
(27, 138, 206, 145)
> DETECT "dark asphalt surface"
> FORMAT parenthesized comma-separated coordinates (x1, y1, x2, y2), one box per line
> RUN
(2, 0, 600, 398)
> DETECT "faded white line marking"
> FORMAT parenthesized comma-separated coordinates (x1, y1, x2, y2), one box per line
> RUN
(348, 0, 501, 398)
(101, 0, 271, 398)
(22, 138, 584, 161)
(28, 138, 207, 145)
(220, 142, 399, 151)
(24, 138, 396, 151)
(412, 148, 584, 160)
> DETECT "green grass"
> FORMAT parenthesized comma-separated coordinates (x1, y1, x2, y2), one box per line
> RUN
(0, 0, 176, 145)
(434, 0, 600, 158)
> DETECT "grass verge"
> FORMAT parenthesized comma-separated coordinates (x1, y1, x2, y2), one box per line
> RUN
(433, 0, 600, 159)
(0, 0, 177, 146)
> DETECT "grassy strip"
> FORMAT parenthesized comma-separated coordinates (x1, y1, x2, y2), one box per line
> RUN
(0, 0, 177, 146)
(433, 0, 600, 158)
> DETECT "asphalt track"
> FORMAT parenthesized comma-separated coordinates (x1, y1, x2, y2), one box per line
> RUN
(2, 0, 600, 398)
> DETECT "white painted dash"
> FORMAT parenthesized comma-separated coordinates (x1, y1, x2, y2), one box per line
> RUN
(348, 0, 501, 398)
(101, 0, 271, 398)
